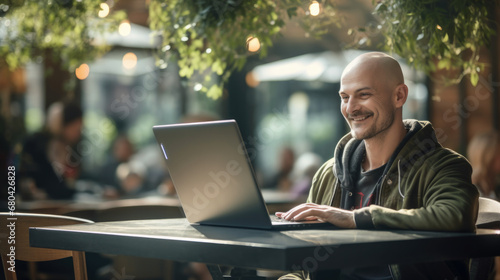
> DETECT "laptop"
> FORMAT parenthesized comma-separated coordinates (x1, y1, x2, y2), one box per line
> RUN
(152, 119, 333, 230)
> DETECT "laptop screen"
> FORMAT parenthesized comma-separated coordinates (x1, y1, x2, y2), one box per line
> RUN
(153, 120, 274, 229)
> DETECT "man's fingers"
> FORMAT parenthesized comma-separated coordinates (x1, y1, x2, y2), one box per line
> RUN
(282, 207, 324, 222)
(281, 204, 311, 220)
(293, 208, 323, 221)
(278, 203, 329, 221)
(279, 205, 356, 228)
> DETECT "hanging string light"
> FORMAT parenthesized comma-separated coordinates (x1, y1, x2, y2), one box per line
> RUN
(246, 36, 261, 53)
(309, 1, 320, 16)
(98, 3, 110, 18)
(118, 19, 131, 36)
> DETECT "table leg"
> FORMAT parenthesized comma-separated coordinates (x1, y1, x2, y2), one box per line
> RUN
(207, 264, 226, 280)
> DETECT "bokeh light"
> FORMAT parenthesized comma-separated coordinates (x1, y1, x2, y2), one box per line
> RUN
(194, 83, 203, 91)
(122, 52, 137, 69)
(75, 64, 90, 80)
(246, 36, 261, 53)
(309, 1, 320, 16)
(118, 20, 131, 36)
(245, 72, 259, 88)
(98, 3, 109, 18)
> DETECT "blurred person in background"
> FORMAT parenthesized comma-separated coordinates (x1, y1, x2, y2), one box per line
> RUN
(19, 101, 83, 200)
(96, 134, 136, 198)
(265, 146, 296, 191)
(115, 160, 147, 198)
(467, 131, 500, 200)
(289, 152, 322, 199)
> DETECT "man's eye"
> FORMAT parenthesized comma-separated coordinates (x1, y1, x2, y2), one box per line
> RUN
(360, 93, 371, 97)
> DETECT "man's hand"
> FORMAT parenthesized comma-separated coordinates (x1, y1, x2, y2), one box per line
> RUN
(275, 203, 356, 229)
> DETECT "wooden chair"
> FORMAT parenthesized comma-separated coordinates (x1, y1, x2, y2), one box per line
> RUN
(0, 212, 93, 280)
(470, 197, 500, 280)
(476, 197, 500, 229)
(96, 204, 183, 222)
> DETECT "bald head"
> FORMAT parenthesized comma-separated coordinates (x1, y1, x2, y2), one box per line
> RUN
(341, 52, 404, 89)
(339, 52, 408, 141)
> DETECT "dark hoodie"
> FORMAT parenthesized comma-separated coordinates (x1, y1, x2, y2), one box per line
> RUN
(303, 119, 479, 279)
(334, 121, 419, 215)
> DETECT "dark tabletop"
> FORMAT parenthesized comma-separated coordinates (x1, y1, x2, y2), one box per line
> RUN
(30, 218, 500, 271)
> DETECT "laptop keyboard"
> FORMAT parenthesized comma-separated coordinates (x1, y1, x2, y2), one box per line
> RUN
(269, 215, 332, 229)
(270, 215, 308, 224)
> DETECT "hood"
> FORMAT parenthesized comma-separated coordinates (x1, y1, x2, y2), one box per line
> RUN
(333, 119, 430, 191)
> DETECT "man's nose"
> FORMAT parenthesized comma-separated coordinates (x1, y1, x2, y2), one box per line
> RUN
(345, 98, 360, 115)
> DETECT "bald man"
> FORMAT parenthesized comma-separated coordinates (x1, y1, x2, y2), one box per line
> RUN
(277, 52, 479, 279)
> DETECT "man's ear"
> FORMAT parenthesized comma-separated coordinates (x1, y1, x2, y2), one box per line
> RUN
(394, 84, 408, 108)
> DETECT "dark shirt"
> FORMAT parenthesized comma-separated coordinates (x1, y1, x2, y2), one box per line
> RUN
(353, 161, 386, 209)
(339, 159, 392, 280)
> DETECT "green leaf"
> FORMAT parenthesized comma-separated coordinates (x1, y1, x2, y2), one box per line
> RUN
(442, 33, 449, 43)
(437, 59, 450, 70)
(368, 0, 493, 86)
(470, 71, 479, 86)
(206, 84, 223, 99)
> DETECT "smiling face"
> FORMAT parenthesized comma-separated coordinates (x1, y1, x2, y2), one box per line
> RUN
(339, 52, 406, 140)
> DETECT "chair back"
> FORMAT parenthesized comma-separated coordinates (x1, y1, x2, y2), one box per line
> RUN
(0, 212, 93, 280)
(97, 204, 183, 222)
(476, 197, 500, 228)
(470, 197, 500, 280)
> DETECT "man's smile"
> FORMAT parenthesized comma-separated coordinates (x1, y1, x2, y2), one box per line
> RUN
(349, 114, 373, 123)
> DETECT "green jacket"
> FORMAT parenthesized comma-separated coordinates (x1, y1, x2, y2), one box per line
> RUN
(283, 120, 479, 280)
(309, 120, 479, 233)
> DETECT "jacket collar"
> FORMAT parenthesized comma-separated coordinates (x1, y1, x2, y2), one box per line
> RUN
(332, 119, 436, 189)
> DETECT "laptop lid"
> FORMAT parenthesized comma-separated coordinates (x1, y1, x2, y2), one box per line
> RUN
(152, 120, 275, 229)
